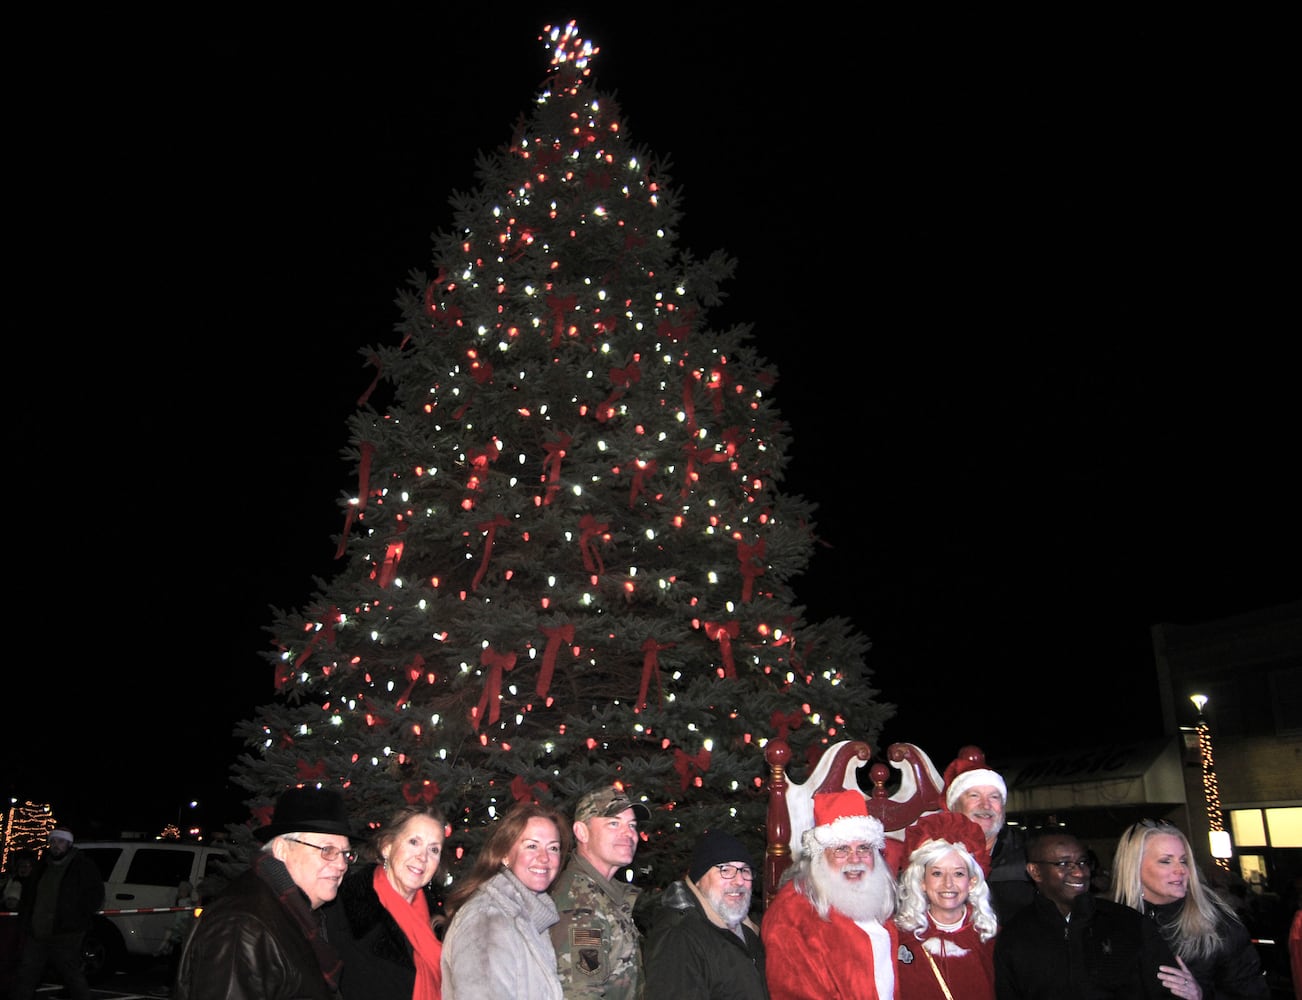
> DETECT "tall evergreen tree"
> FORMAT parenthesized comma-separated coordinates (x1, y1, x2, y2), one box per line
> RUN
(232, 21, 890, 893)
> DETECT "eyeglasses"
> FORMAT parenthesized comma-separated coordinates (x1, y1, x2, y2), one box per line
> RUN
(829, 844, 878, 861)
(1035, 858, 1092, 870)
(714, 864, 754, 881)
(284, 837, 358, 865)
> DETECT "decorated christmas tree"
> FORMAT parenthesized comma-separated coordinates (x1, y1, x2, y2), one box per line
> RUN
(232, 21, 891, 893)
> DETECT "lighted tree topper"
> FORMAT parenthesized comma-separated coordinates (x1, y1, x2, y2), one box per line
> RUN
(233, 21, 889, 887)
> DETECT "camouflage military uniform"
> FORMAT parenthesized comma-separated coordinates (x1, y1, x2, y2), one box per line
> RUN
(550, 851, 643, 1000)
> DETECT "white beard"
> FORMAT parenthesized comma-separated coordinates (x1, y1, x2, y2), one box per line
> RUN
(811, 850, 893, 923)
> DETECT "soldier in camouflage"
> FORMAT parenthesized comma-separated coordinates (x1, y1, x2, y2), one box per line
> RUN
(550, 785, 651, 999)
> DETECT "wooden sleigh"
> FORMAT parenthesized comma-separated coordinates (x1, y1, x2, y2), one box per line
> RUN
(763, 737, 987, 906)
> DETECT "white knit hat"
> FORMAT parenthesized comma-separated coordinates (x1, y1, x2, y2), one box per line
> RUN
(50, 829, 74, 845)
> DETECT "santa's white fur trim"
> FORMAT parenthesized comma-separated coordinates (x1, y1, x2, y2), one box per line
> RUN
(803, 814, 885, 853)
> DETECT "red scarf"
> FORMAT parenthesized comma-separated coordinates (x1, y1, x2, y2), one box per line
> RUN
(372, 864, 442, 1000)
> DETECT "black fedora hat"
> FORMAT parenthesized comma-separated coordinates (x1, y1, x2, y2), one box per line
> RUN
(255, 786, 356, 843)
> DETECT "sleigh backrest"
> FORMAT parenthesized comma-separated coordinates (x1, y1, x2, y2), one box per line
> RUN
(763, 737, 956, 907)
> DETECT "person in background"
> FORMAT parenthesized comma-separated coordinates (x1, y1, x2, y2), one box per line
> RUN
(1111, 819, 1269, 999)
(762, 788, 898, 999)
(2, 850, 37, 910)
(325, 802, 448, 1000)
(440, 801, 569, 1000)
(1288, 893, 1300, 1000)
(10, 828, 105, 1000)
(642, 827, 769, 999)
(174, 785, 359, 1000)
(549, 785, 650, 999)
(160, 879, 198, 989)
(993, 827, 1177, 999)
(894, 812, 997, 1000)
(942, 748, 1034, 921)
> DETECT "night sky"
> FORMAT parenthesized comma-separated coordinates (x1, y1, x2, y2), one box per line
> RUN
(10, 11, 1296, 838)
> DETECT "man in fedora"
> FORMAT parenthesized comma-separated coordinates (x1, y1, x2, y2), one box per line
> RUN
(175, 785, 358, 1000)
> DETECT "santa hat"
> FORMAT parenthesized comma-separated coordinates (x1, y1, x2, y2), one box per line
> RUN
(903, 812, 992, 876)
(942, 746, 1006, 811)
(802, 788, 884, 852)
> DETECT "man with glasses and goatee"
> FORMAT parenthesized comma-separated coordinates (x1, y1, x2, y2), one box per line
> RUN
(175, 786, 359, 1000)
(644, 826, 770, 999)
(993, 827, 1179, 999)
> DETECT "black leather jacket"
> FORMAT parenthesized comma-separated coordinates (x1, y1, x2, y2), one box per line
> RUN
(1141, 898, 1269, 999)
(174, 867, 340, 1000)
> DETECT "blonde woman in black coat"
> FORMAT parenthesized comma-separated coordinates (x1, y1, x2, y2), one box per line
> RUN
(1111, 820, 1268, 999)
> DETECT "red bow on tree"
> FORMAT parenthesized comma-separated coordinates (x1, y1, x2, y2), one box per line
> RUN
(541, 433, 572, 505)
(628, 458, 658, 508)
(637, 637, 674, 711)
(673, 747, 712, 791)
(472, 514, 509, 591)
(395, 655, 426, 708)
(403, 781, 440, 805)
(736, 538, 766, 603)
(578, 514, 607, 575)
(770, 708, 805, 740)
(703, 620, 739, 678)
(376, 540, 405, 589)
(546, 293, 577, 346)
(281, 606, 341, 690)
(473, 646, 517, 730)
(510, 774, 550, 804)
(658, 315, 690, 343)
(296, 759, 327, 782)
(537, 623, 575, 700)
(336, 442, 376, 559)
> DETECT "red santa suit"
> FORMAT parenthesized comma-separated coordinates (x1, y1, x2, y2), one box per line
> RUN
(894, 911, 994, 1000)
(763, 879, 899, 999)
(762, 787, 900, 1000)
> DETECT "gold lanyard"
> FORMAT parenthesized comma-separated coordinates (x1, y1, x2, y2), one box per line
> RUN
(922, 944, 955, 1000)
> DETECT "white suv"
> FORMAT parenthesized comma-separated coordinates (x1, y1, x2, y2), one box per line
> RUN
(78, 839, 231, 978)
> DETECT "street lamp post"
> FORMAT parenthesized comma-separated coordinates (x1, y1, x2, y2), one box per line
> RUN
(1189, 694, 1231, 871)
(177, 800, 198, 840)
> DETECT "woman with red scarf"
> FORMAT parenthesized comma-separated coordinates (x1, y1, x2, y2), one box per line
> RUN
(326, 803, 447, 1000)
(893, 812, 998, 1000)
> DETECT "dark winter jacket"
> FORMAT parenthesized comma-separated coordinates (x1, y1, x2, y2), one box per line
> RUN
(643, 879, 769, 1000)
(323, 864, 432, 1000)
(16, 847, 104, 937)
(1142, 898, 1269, 999)
(994, 889, 1175, 999)
(987, 826, 1035, 921)
(174, 865, 341, 1000)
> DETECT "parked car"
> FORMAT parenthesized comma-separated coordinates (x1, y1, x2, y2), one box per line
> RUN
(77, 839, 232, 978)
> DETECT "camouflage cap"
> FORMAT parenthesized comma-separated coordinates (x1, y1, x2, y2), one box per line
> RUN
(574, 786, 652, 824)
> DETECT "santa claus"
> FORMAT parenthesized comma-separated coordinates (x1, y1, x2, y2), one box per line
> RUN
(761, 788, 899, 999)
